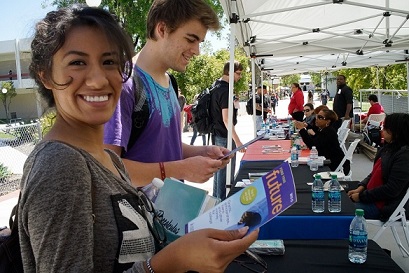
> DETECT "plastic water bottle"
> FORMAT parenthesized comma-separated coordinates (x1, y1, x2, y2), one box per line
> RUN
(349, 209, 368, 264)
(272, 115, 277, 128)
(294, 136, 301, 156)
(328, 174, 342, 212)
(309, 146, 319, 171)
(312, 174, 324, 213)
(291, 145, 299, 167)
(141, 178, 164, 203)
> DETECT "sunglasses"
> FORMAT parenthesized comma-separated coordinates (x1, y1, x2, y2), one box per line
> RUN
(233, 250, 268, 273)
(136, 191, 167, 248)
(316, 115, 326, 120)
(303, 109, 311, 112)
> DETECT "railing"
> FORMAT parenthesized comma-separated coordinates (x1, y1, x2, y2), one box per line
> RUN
(0, 122, 42, 196)
(357, 89, 408, 114)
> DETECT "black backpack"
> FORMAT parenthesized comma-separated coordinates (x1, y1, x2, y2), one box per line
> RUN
(191, 84, 219, 135)
(0, 194, 23, 273)
(246, 97, 253, 115)
(126, 72, 178, 152)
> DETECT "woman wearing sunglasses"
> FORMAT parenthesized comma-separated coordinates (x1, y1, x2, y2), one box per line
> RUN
(348, 113, 409, 220)
(295, 109, 350, 174)
(303, 103, 315, 127)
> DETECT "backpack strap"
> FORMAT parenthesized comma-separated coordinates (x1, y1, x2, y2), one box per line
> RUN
(126, 71, 178, 154)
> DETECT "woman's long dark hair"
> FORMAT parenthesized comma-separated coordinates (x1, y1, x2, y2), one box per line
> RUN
(383, 113, 409, 150)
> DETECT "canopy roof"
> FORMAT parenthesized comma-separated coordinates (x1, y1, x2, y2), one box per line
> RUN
(220, 0, 409, 76)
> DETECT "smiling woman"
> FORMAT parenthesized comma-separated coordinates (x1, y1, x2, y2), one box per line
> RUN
(17, 4, 258, 273)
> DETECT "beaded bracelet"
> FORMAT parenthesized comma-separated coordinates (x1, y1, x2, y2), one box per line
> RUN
(159, 162, 166, 180)
(146, 258, 155, 273)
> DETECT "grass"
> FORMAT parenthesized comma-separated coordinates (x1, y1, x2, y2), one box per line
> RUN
(0, 132, 15, 139)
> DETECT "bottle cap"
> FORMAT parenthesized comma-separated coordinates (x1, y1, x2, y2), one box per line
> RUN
(314, 174, 321, 179)
(331, 174, 337, 179)
(355, 209, 364, 216)
(152, 178, 164, 188)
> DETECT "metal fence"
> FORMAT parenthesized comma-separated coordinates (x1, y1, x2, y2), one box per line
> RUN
(0, 122, 42, 196)
(356, 89, 408, 114)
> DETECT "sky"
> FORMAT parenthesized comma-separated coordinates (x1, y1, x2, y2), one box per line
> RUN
(0, 0, 229, 52)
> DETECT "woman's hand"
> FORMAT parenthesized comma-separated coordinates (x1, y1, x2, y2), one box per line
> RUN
(151, 227, 259, 273)
(348, 186, 365, 202)
(294, 121, 305, 130)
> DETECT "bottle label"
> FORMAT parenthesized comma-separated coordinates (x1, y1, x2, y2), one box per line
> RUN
(291, 152, 298, 161)
(349, 232, 367, 248)
(329, 191, 341, 200)
(312, 191, 324, 201)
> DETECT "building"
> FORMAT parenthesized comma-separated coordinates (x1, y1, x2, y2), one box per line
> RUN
(0, 38, 41, 121)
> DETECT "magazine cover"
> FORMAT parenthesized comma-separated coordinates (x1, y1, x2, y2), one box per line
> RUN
(186, 162, 297, 234)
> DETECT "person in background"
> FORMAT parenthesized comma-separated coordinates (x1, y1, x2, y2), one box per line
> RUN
(288, 83, 304, 121)
(295, 109, 350, 174)
(20, 6, 258, 272)
(303, 103, 315, 127)
(184, 96, 206, 145)
(333, 75, 353, 130)
(355, 94, 385, 131)
(320, 89, 330, 105)
(348, 113, 409, 220)
(210, 60, 246, 200)
(254, 85, 271, 131)
(104, 0, 232, 188)
(178, 89, 186, 130)
(270, 92, 278, 115)
(307, 90, 314, 104)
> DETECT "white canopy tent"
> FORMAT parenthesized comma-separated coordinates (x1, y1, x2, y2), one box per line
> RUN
(218, 0, 409, 192)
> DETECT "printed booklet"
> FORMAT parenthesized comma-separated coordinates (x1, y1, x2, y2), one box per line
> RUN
(186, 162, 297, 234)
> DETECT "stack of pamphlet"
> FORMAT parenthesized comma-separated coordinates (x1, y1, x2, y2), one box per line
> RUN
(186, 162, 297, 235)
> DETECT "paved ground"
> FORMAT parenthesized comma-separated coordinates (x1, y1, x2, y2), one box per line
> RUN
(0, 94, 407, 271)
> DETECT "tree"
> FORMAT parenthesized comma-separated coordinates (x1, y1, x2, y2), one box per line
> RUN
(171, 48, 250, 104)
(45, 0, 225, 49)
(281, 75, 300, 87)
(0, 81, 17, 122)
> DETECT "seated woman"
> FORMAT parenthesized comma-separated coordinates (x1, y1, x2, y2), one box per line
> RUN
(303, 103, 315, 127)
(295, 109, 350, 174)
(304, 104, 328, 133)
(348, 113, 409, 220)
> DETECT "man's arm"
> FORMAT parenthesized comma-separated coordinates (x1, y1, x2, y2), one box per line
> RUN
(222, 108, 245, 151)
(344, 87, 354, 119)
(344, 103, 353, 120)
(105, 144, 228, 187)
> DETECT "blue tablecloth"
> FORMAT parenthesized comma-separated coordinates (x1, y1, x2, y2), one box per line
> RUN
(231, 162, 356, 239)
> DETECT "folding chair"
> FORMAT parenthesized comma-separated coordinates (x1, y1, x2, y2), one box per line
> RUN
(337, 128, 350, 154)
(334, 139, 360, 181)
(367, 187, 409, 257)
(362, 113, 386, 147)
(339, 119, 351, 131)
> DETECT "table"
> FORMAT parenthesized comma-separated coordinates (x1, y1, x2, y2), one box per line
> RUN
(241, 139, 310, 162)
(231, 162, 356, 239)
(226, 240, 405, 273)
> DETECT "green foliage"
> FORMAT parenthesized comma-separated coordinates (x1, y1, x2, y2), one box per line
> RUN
(40, 110, 57, 137)
(0, 81, 17, 121)
(334, 63, 406, 98)
(281, 74, 300, 87)
(0, 163, 12, 179)
(46, 0, 224, 49)
(171, 48, 249, 104)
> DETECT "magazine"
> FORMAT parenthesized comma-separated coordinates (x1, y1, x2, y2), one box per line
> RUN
(186, 162, 297, 234)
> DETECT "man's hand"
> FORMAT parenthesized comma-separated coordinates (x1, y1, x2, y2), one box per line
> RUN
(181, 156, 227, 183)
